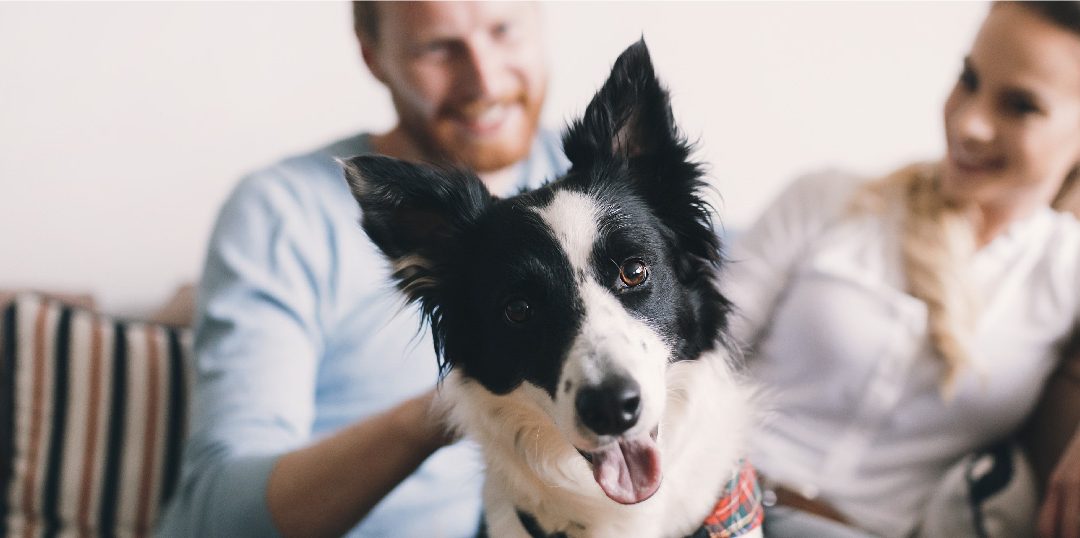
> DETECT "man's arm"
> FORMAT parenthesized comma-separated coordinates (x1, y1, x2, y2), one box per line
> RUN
(160, 171, 459, 537)
(267, 389, 450, 538)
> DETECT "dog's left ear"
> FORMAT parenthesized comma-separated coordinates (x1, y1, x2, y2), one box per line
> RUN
(563, 39, 681, 168)
(341, 155, 492, 306)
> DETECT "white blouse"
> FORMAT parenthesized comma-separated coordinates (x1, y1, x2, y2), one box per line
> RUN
(723, 170, 1080, 537)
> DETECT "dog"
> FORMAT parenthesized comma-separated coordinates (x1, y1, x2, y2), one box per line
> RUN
(343, 41, 761, 538)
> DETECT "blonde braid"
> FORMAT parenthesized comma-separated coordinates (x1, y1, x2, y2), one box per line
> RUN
(856, 162, 977, 395)
(1051, 167, 1080, 214)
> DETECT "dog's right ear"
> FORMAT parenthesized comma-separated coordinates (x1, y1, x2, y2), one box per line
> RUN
(341, 155, 492, 303)
(562, 39, 677, 168)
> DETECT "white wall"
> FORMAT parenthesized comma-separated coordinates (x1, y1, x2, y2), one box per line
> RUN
(0, 2, 987, 316)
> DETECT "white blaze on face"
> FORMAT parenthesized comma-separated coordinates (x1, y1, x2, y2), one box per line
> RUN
(534, 190, 669, 445)
(565, 282, 668, 439)
(535, 189, 670, 505)
(536, 190, 599, 278)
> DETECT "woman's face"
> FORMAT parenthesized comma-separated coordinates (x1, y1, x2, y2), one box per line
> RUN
(942, 3, 1080, 217)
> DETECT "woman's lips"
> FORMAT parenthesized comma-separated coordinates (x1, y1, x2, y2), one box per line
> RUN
(948, 150, 1003, 174)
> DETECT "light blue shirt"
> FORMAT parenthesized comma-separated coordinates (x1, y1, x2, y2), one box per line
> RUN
(159, 131, 569, 537)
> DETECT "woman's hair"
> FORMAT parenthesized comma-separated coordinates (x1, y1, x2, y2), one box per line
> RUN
(1010, 1, 1080, 37)
(859, 3, 1080, 395)
(856, 164, 976, 395)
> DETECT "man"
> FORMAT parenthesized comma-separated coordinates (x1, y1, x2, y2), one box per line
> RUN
(158, 3, 567, 537)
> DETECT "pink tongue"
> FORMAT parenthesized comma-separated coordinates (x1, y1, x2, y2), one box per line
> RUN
(591, 435, 662, 504)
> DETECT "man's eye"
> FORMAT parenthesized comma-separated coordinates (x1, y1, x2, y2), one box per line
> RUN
(418, 40, 453, 58)
(619, 259, 648, 288)
(504, 298, 531, 324)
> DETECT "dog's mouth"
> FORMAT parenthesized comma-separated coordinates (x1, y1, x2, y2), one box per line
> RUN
(576, 426, 661, 505)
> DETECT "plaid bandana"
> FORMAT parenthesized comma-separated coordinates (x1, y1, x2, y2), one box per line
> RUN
(685, 459, 764, 538)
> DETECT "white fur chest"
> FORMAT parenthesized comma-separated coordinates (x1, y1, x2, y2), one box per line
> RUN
(442, 351, 755, 538)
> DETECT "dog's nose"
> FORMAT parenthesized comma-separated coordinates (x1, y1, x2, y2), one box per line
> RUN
(575, 376, 642, 436)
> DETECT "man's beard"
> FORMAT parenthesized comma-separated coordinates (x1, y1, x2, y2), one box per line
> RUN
(393, 87, 545, 173)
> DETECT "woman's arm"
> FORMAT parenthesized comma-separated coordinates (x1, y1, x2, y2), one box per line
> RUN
(1038, 425, 1080, 538)
(722, 171, 864, 348)
(1034, 335, 1080, 538)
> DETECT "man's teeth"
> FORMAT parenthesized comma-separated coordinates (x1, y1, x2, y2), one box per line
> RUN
(467, 104, 507, 127)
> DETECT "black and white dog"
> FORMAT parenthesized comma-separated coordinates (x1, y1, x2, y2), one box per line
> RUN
(344, 41, 761, 538)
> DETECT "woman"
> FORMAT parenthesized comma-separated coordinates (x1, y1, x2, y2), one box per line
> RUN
(725, 2, 1080, 536)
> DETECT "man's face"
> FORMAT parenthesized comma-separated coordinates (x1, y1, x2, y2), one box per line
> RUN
(365, 2, 547, 173)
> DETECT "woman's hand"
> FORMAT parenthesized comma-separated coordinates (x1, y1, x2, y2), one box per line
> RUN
(1039, 427, 1080, 538)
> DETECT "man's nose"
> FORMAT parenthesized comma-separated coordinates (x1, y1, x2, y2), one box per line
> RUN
(456, 40, 511, 101)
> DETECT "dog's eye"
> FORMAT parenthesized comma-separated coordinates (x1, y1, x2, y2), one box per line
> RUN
(504, 298, 532, 324)
(619, 259, 648, 287)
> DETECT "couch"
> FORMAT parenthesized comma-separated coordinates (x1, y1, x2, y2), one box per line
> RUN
(0, 284, 1077, 537)
(1, 288, 193, 537)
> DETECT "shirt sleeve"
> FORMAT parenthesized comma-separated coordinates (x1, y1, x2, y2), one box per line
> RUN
(160, 169, 331, 537)
(722, 170, 863, 353)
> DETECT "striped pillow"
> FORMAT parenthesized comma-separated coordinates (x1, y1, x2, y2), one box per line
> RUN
(1, 293, 191, 538)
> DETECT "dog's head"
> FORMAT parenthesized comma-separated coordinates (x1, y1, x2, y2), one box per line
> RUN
(344, 40, 730, 505)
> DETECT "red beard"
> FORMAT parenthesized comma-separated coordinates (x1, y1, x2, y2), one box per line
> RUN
(393, 86, 546, 173)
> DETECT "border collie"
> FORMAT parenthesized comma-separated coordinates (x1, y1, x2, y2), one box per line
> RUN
(344, 41, 761, 538)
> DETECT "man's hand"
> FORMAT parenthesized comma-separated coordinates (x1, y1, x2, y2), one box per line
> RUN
(267, 387, 456, 538)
